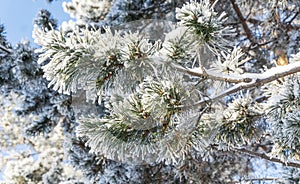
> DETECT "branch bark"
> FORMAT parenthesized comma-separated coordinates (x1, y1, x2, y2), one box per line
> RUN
(0, 44, 12, 54)
(231, 178, 279, 184)
(172, 64, 252, 83)
(233, 147, 300, 169)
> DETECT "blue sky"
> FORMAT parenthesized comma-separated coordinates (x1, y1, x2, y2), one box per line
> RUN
(0, 0, 70, 46)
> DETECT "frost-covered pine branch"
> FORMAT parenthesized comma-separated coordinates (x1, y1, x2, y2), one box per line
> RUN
(32, 0, 300, 169)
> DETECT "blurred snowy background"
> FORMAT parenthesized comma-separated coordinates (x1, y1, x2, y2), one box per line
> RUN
(0, 0, 69, 45)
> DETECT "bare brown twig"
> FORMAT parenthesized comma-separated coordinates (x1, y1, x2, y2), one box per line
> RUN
(229, 0, 254, 42)
(233, 147, 300, 169)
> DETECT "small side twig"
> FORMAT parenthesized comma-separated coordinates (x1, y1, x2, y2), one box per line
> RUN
(233, 147, 300, 169)
(0, 44, 12, 54)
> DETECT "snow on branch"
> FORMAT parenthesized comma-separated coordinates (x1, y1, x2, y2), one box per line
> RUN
(193, 62, 300, 106)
